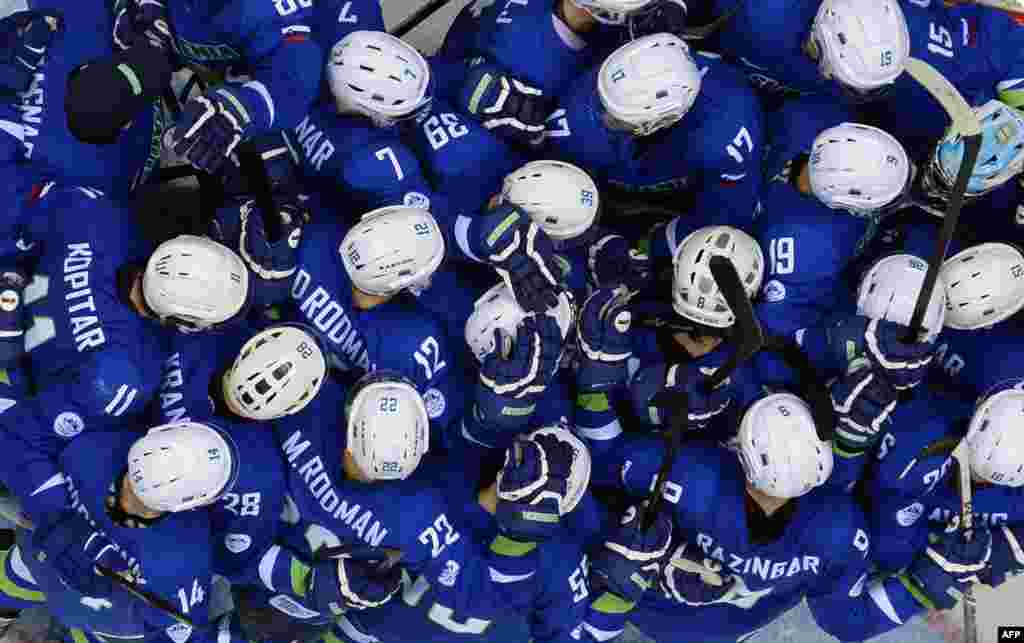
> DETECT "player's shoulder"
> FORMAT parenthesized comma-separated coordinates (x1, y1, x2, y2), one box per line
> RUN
(799, 486, 871, 556)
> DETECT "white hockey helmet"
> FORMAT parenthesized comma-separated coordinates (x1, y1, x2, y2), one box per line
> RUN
(924, 101, 1024, 201)
(142, 235, 250, 331)
(326, 30, 432, 127)
(127, 422, 239, 513)
(732, 393, 833, 499)
(857, 254, 946, 342)
(940, 243, 1024, 330)
(598, 33, 701, 137)
(672, 226, 764, 330)
(500, 161, 599, 241)
(222, 324, 327, 421)
(966, 383, 1024, 487)
(568, 0, 659, 24)
(505, 424, 592, 515)
(464, 281, 575, 363)
(808, 123, 911, 216)
(341, 206, 445, 297)
(346, 371, 429, 481)
(808, 0, 909, 96)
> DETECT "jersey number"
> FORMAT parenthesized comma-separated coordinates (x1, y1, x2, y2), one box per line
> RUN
(272, 0, 311, 16)
(223, 492, 261, 516)
(569, 555, 589, 603)
(375, 147, 405, 180)
(726, 127, 754, 164)
(768, 237, 794, 275)
(413, 336, 447, 381)
(427, 604, 491, 634)
(177, 579, 206, 614)
(422, 114, 469, 151)
(418, 513, 460, 559)
(928, 22, 955, 59)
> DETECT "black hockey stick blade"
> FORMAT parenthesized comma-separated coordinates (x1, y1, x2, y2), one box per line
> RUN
(679, 4, 740, 40)
(391, 0, 454, 37)
(904, 132, 981, 341)
(96, 564, 196, 628)
(236, 141, 282, 243)
(707, 255, 764, 389)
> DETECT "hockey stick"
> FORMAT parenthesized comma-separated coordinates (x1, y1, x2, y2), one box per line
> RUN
(951, 439, 979, 643)
(95, 564, 197, 628)
(638, 256, 764, 530)
(391, 0, 455, 37)
(901, 58, 982, 341)
(974, 0, 1024, 15)
(236, 142, 283, 243)
(679, 4, 740, 40)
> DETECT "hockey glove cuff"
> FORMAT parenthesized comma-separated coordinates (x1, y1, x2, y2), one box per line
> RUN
(904, 528, 992, 610)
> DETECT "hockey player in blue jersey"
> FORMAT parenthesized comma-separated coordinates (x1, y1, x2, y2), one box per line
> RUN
(543, 33, 764, 227)
(710, 0, 910, 100)
(0, 421, 239, 643)
(112, 0, 322, 174)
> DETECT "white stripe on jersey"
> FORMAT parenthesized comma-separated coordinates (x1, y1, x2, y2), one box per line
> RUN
(29, 472, 66, 496)
(105, 385, 139, 416)
(867, 581, 903, 625)
(258, 545, 282, 592)
(487, 567, 534, 583)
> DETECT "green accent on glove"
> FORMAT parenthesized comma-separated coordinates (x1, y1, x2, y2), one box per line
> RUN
(292, 557, 312, 597)
(467, 73, 495, 114)
(592, 591, 636, 614)
(577, 392, 611, 412)
(897, 572, 938, 610)
(485, 211, 521, 248)
(490, 534, 537, 557)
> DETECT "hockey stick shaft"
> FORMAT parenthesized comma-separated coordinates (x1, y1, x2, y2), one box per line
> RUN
(951, 440, 979, 643)
(902, 58, 982, 340)
(974, 0, 1024, 15)
(236, 142, 282, 243)
(391, 0, 455, 37)
(95, 564, 197, 628)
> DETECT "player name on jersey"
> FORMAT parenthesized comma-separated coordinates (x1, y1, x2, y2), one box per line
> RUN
(63, 243, 106, 352)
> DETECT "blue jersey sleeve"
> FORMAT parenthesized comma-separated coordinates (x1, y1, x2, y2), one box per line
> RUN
(313, 0, 383, 50)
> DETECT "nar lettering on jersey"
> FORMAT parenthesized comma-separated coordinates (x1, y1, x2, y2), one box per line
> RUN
(63, 243, 107, 352)
(292, 116, 336, 172)
(290, 270, 370, 371)
(694, 533, 821, 581)
(280, 430, 388, 546)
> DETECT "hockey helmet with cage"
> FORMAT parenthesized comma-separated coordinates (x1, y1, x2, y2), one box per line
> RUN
(345, 371, 430, 481)
(598, 33, 701, 137)
(940, 242, 1024, 330)
(731, 393, 833, 499)
(808, 123, 912, 217)
(222, 324, 327, 421)
(500, 160, 600, 241)
(327, 30, 432, 127)
(127, 421, 239, 513)
(671, 226, 764, 332)
(464, 281, 575, 363)
(341, 206, 445, 297)
(857, 254, 946, 343)
(808, 0, 909, 99)
(142, 235, 250, 332)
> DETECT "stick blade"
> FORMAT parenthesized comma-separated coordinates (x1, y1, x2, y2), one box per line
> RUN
(905, 58, 982, 137)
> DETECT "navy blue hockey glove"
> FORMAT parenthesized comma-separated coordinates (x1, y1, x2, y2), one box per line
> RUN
(905, 527, 992, 610)
(577, 287, 634, 392)
(210, 199, 309, 281)
(0, 268, 27, 368)
(458, 59, 550, 147)
(495, 437, 572, 543)
(590, 505, 673, 608)
(309, 546, 402, 613)
(627, 0, 689, 39)
(983, 524, 1024, 588)
(827, 315, 936, 390)
(112, 0, 174, 52)
(34, 511, 136, 598)
(168, 89, 254, 174)
(0, 11, 61, 95)
(478, 314, 565, 400)
(471, 204, 560, 313)
(222, 132, 303, 199)
(629, 362, 732, 429)
(661, 543, 738, 606)
(588, 234, 651, 291)
(830, 361, 897, 456)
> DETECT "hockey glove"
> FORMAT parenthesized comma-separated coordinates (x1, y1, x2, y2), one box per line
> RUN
(588, 234, 651, 291)
(830, 361, 897, 456)
(478, 314, 564, 400)
(0, 11, 61, 95)
(471, 204, 560, 313)
(661, 543, 738, 606)
(629, 362, 732, 429)
(627, 0, 689, 39)
(577, 288, 634, 392)
(308, 546, 402, 613)
(33, 510, 136, 598)
(0, 268, 27, 367)
(589, 505, 673, 608)
(495, 437, 571, 543)
(112, 0, 174, 52)
(983, 524, 1024, 588)
(827, 315, 935, 390)
(210, 199, 309, 281)
(457, 60, 550, 147)
(904, 527, 992, 610)
(168, 89, 254, 174)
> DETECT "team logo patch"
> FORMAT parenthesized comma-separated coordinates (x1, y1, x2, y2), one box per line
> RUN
(0, 290, 18, 312)
(54, 411, 84, 438)
(403, 192, 431, 210)
(224, 533, 252, 553)
(423, 387, 446, 419)
(165, 623, 193, 643)
(763, 279, 786, 303)
(897, 502, 925, 527)
(438, 560, 460, 587)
